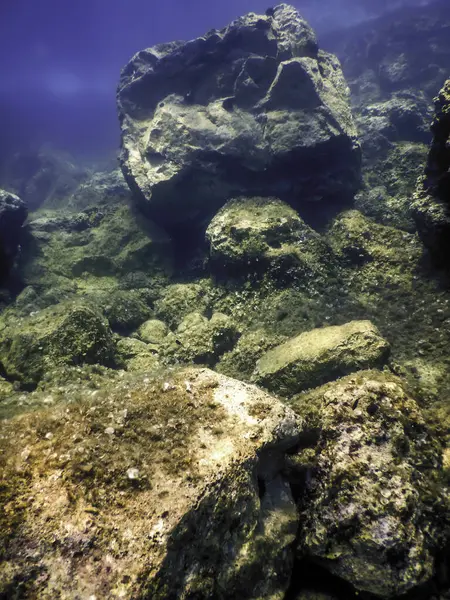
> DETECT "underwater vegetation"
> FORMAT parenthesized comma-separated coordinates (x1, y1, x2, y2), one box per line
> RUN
(0, 3, 450, 599)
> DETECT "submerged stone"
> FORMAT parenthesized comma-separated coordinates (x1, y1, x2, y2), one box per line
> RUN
(252, 320, 389, 395)
(289, 370, 448, 598)
(206, 196, 334, 281)
(413, 79, 450, 265)
(117, 4, 360, 241)
(0, 301, 118, 387)
(0, 189, 27, 282)
(0, 367, 301, 599)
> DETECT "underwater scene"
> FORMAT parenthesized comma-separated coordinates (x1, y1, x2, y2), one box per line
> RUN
(1, 1, 450, 598)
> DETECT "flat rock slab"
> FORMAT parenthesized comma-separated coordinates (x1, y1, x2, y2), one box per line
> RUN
(252, 320, 390, 395)
(0, 367, 301, 599)
(117, 4, 360, 238)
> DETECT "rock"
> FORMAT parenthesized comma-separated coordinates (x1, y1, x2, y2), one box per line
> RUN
(137, 318, 169, 344)
(0, 301, 118, 387)
(16, 203, 172, 317)
(0, 375, 14, 401)
(116, 336, 161, 373)
(118, 4, 360, 241)
(413, 79, 450, 265)
(66, 168, 131, 211)
(289, 370, 448, 598)
(154, 282, 212, 328)
(217, 329, 287, 381)
(99, 289, 152, 334)
(206, 196, 334, 281)
(0, 367, 301, 599)
(324, 1, 450, 229)
(0, 189, 27, 281)
(252, 320, 389, 395)
(0, 147, 87, 211)
(166, 311, 240, 366)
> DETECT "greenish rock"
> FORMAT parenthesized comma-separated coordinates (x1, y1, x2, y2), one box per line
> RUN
(206, 196, 334, 281)
(137, 319, 169, 344)
(165, 311, 240, 366)
(0, 367, 301, 599)
(0, 376, 14, 401)
(217, 329, 287, 381)
(289, 371, 448, 598)
(116, 336, 161, 373)
(0, 301, 117, 387)
(252, 320, 389, 396)
(154, 282, 212, 328)
(97, 289, 152, 333)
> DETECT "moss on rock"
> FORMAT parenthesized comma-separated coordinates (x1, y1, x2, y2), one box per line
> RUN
(252, 320, 389, 396)
(0, 301, 118, 387)
(289, 370, 449, 598)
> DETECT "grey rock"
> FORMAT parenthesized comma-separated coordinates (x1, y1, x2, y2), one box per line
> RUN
(118, 4, 360, 239)
(0, 189, 27, 280)
(412, 79, 450, 265)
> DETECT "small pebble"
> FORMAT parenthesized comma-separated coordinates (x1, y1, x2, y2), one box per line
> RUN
(45, 432, 54, 440)
(104, 427, 115, 435)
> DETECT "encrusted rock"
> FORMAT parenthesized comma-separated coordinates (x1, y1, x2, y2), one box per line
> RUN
(0, 189, 27, 281)
(252, 320, 389, 395)
(137, 318, 169, 344)
(0, 367, 301, 599)
(289, 370, 448, 598)
(413, 79, 450, 264)
(0, 301, 117, 387)
(166, 311, 240, 366)
(118, 4, 360, 239)
(206, 196, 334, 280)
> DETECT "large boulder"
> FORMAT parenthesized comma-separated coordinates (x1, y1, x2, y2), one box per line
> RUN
(0, 189, 27, 282)
(118, 4, 360, 240)
(252, 320, 389, 395)
(289, 371, 448, 598)
(412, 79, 450, 265)
(0, 367, 301, 599)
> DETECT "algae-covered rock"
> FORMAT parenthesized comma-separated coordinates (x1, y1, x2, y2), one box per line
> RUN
(137, 318, 169, 345)
(0, 367, 301, 599)
(217, 329, 287, 381)
(118, 4, 360, 239)
(289, 371, 448, 598)
(154, 281, 212, 328)
(0, 375, 14, 401)
(413, 79, 450, 265)
(165, 311, 240, 366)
(116, 336, 161, 373)
(0, 301, 117, 387)
(252, 320, 389, 395)
(206, 196, 334, 281)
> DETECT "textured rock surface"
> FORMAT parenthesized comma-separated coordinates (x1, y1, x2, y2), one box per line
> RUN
(0, 367, 301, 599)
(0, 189, 27, 281)
(413, 79, 450, 264)
(289, 371, 448, 598)
(0, 301, 117, 387)
(252, 320, 389, 395)
(206, 196, 334, 281)
(325, 1, 450, 229)
(0, 147, 87, 211)
(118, 4, 360, 238)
